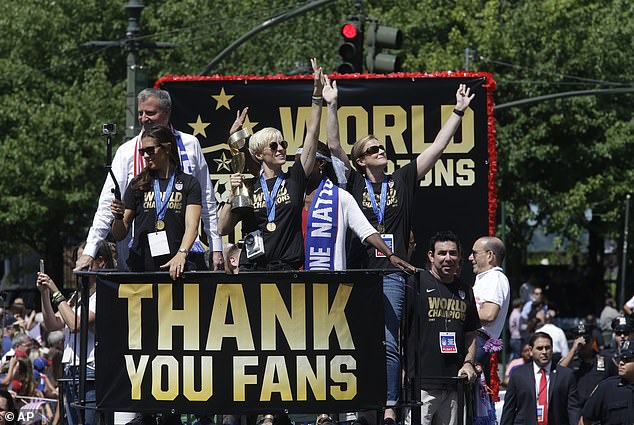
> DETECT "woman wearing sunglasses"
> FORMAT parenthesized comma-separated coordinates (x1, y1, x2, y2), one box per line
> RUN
(111, 124, 202, 279)
(326, 84, 475, 424)
(218, 58, 323, 272)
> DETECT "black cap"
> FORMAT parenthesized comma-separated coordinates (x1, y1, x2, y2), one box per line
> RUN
(618, 340, 634, 360)
(572, 321, 590, 337)
(612, 316, 633, 333)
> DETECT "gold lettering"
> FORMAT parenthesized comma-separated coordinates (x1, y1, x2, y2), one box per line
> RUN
(260, 356, 292, 401)
(296, 355, 326, 401)
(151, 356, 179, 401)
(158, 284, 200, 350)
(330, 355, 357, 400)
(182, 356, 213, 401)
(313, 284, 354, 350)
(207, 284, 254, 350)
(410, 105, 425, 154)
(372, 106, 407, 154)
(233, 356, 258, 402)
(435, 159, 454, 186)
(456, 159, 475, 186)
(119, 284, 153, 350)
(279, 106, 312, 154)
(124, 355, 149, 400)
(337, 106, 369, 150)
(261, 284, 306, 350)
(442, 105, 474, 154)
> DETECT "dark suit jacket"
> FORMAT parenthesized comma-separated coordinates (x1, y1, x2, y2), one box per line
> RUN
(500, 361, 580, 425)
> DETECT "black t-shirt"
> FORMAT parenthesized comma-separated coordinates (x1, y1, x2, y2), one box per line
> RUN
(239, 161, 307, 268)
(405, 270, 481, 389)
(124, 171, 202, 271)
(346, 161, 418, 269)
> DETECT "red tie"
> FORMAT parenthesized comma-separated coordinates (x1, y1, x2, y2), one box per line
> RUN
(538, 368, 548, 425)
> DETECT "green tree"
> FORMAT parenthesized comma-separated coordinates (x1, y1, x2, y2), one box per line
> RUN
(2, 0, 633, 302)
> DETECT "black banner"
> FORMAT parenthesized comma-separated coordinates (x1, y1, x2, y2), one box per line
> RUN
(96, 271, 386, 413)
(157, 73, 496, 270)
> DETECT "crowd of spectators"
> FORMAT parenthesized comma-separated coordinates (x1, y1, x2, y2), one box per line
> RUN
(0, 297, 64, 423)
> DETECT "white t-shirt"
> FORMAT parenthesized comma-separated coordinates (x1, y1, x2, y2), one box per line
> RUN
(62, 292, 96, 365)
(473, 266, 510, 339)
(330, 188, 376, 270)
(626, 294, 634, 309)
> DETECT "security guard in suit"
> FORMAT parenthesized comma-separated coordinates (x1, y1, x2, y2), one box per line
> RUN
(580, 340, 634, 424)
(559, 322, 611, 407)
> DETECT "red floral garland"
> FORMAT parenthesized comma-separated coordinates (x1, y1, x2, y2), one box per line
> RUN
(489, 352, 500, 402)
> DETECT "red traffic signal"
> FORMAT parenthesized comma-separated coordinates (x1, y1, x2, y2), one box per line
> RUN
(341, 23, 359, 39)
(337, 18, 363, 74)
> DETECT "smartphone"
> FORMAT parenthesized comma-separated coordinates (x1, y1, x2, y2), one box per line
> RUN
(39, 259, 45, 274)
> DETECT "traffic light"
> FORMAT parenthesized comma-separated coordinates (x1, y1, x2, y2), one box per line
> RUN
(366, 20, 403, 73)
(337, 17, 364, 74)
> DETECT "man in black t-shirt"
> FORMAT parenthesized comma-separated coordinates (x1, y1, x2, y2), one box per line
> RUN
(405, 231, 480, 425)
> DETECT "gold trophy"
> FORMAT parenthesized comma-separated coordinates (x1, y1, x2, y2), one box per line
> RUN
(227, 128, 253, 213)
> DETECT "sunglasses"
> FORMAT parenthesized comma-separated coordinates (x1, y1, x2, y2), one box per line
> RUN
(364, 144, 386, 156)
(269, 140, 288, 151)
(138, 145, 161, 156)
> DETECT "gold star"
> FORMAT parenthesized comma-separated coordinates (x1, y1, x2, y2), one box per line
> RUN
(213, 151, 232, 172)
(188, 115, 211, 138)
(212, 87, 234, 110)
(243, 115, 259, 134)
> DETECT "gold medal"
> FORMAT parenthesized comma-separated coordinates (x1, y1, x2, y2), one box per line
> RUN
(266, 222, 277, 232)
(156, 220, 165, 231)
(378, 224, 385, 234)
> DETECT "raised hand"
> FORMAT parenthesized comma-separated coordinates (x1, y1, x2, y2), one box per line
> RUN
(311, 58, 324, 96)
(230, 108, 249, 135)
(455, 83, 475, 112)
(322, 74, 338, 105)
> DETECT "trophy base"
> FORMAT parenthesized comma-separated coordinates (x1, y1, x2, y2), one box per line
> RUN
(231, 196, 253, 214)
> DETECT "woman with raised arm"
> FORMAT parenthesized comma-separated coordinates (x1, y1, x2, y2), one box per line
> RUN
(328, 84, 475, 424)
(217, 58, 323, 272)
(111, 124, 202, 280)
(37, 241, 114, 425)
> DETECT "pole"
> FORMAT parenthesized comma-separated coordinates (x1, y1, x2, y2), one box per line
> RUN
(620, 194, 631, 308)
(200, 0, 335, 75)
(79, 274, 90, 424)
(83, 0, 175, 139)
(495, 87, 634, 111)
(125, 0, 147, 139)
(465, 47, 471, 71)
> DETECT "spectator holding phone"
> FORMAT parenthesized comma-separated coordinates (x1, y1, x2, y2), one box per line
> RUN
(37, 240, 113, 425)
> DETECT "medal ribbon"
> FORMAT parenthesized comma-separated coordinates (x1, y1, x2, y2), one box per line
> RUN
(260, 173, 284, 225)
(154, 173, 176, 227)
(365, 176, 388, 228)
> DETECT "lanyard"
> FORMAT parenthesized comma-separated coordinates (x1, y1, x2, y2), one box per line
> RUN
(260, 173, 284, 223)
(154, 173, 176, 223)
(364, 176, 388, 226)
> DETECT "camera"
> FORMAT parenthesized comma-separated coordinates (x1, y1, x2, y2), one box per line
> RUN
(242, 230, 265, 260)
(102, 123, 117, 136)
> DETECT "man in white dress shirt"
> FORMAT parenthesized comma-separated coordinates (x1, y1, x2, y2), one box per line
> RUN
(75, 88, 223, 271)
